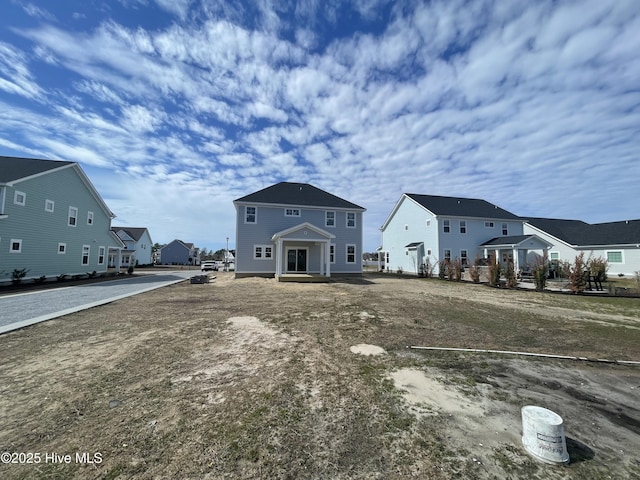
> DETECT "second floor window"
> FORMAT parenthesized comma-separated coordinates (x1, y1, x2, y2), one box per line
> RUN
(68, 207, 78, 226)
(346, 212, 356, 228)
(87, 211, 94, 225)
(285, 208, 300, 217)
(460, 221, 466, 234)
(443, 219, 450, 233)
(245, 206, 256, 223)
(326, 211, 335, 227)
(502, 223, 508, 236)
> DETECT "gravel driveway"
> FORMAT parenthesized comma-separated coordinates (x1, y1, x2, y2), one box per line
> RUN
(0, 271, 195, 334)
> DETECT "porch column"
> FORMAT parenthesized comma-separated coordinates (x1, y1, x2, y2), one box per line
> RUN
(319, 243, 325, 276)
(275, 238, 283, 278)
(513, 247, 518, 272)
(325, 241, 331, 277)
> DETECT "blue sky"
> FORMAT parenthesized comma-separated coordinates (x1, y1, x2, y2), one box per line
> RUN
(1, 0, 639, 253)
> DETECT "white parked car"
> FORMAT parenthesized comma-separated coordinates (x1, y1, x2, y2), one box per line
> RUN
(201, 261, 218, 272)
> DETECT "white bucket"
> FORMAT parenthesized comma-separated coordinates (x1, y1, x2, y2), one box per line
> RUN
(521, 405, 570, 464)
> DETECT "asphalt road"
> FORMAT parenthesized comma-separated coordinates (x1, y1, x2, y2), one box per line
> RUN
(0, 271, 196, 334)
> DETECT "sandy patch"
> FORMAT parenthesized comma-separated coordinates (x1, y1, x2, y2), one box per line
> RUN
(390, 367, 486, 417)
(350, 343, 386, 356)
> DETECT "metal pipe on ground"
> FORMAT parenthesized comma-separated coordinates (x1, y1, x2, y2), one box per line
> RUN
(407, 346, 640, 366)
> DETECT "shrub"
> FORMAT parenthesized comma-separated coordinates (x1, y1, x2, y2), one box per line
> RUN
(505, 261, 517, 288)
(127, 265, 135, 275)
(449, 257, 463, 281)
(567, 252, 588, 293)
(488, 256, 501, 287)
(11, 268, 29, 285)
(533, 254, 549, 292)
(588, 256, 608, 282)
(33, 275, 47, 284)
(438, 260, 448, 280)
(57, 274, 68, 282)
(424, 260, 435, 278)
(468, 264, 480, 283)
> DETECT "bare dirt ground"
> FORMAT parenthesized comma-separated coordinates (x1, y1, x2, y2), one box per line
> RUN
(1, 272, 639, 479)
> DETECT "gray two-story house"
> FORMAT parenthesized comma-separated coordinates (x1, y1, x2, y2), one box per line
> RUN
(233, 182, 366, 280)
(159, 239, 200, 265)
(0, 156, 124, 283)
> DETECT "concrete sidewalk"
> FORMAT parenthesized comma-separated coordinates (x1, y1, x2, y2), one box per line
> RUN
(0, 271, 195, 334)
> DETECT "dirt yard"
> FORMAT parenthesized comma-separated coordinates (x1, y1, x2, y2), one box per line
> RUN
(1, 272, 639, 479)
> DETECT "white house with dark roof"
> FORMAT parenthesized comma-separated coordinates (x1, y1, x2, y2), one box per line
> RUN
(0, 155, 124, 283)
(524, 218, 640, 276)
(380, 193, 550, 275)
(111, 227, 154, 267)
(233, 182, 366, 280)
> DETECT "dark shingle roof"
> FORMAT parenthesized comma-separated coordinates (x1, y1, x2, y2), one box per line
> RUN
(406, 193, 520, 220)
(525, 217, 640, 246)
(234, 182, 365, 210)
(0, 156, 74, 183)
(111, 227, 149, 242)
(481, 235, 535, 246)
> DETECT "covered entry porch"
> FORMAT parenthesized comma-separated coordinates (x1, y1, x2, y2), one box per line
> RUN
(480, 235, 553, 273)
(271, 222, 335, 282)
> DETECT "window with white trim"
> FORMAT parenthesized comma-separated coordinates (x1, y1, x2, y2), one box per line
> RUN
(444, 249, 451, 261)
(245, 206, 256, 223)
(550, 252, 559, 260)
(330, 244, 335, 264)
(87, 211, 94, 225)
(460, 220, 467, 234)
(426, 220, 431, 227)
(58, 243, 66, 254)
(98, 246, 106, 265)
(14, 191, 26, 206)
(485, 221, 494, 228)
(346, 244, 356, 264)
(10, 239, 22, 253)
(284, 208, 300, 217)
(606, 251, 623, 263)
(443, 219, 450, 233)
(461, 250, 468, 266)
(45, 199, 55, 212)
(82, 245, 90, 265)
(253, 245, 272, 259)
(325, 211, 335, 227)
(502, 223, 508, 236)
(346, 212, 356, 228)
(68, 207, 78, 226)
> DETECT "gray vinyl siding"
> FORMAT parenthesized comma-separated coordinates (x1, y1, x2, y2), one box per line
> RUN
(235, 203, 363, 274)
(0, 166, 117, 282)
(160, 241, 190, 264)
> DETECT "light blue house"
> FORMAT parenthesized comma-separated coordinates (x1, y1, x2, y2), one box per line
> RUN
(233, 182, 366, 280)
(111, 227, 154, 267)
(380, 193, 550, 275)
(0, 156, 124, 283)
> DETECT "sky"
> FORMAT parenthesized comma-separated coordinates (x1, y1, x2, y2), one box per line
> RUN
(1, 0, 639, 254)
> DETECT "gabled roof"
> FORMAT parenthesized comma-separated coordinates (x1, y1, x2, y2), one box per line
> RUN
(0, 155, 115, 219)
(111, 227, 150, 242)
(525, 217, 640, 246)
(271, 222, 335, 241)
(406, 193, 520, 220)
(234, 182, 365, 210)
(480, 235, 552, 249)
(0, 156, 74, 184)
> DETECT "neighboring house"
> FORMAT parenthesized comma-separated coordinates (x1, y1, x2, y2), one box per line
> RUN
(379, 193, 550, 275)
(0, 155, 124, 283)
(233, 182, 366, 280)
(160, 239, 200, 265)
(110, 227, 154, 267)
(524, 218, 640, 276)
